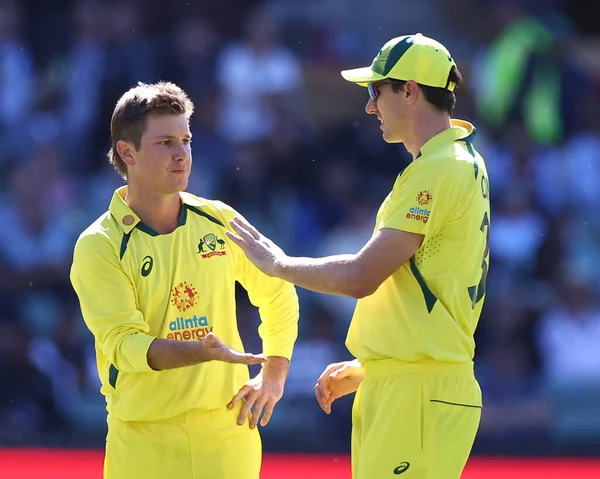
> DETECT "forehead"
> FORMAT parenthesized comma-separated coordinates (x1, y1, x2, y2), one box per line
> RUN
(143, 114, 191, 137)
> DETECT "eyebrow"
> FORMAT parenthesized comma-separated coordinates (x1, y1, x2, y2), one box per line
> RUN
(153, 133, 192, 139)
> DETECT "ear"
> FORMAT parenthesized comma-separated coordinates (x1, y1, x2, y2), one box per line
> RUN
(116, 140, 136, 167)
(404, 80, 419, 106)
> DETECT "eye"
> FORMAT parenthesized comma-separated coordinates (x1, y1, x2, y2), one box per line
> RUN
(183, 138, 192, 145)
(159, 140, 171, 146)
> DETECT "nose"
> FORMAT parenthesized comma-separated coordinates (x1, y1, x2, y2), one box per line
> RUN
(365, 98, 378, 115)
(173, 142, 190, 162)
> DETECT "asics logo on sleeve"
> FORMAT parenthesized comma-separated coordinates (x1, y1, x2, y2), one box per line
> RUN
(393, 462, 410, 474)
(141, 256, 154, 277)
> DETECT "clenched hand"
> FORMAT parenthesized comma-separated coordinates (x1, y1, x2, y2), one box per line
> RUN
(315, 360, 365, 414)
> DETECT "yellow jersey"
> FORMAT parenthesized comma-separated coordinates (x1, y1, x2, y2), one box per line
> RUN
(346, 120, 490, 364)
(70, 187, 299, 422)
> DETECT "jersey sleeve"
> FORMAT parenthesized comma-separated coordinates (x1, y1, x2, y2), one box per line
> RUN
(70, 232, 156, 373)
(379, 162, 462, 238)
(215, 202, 300, 360)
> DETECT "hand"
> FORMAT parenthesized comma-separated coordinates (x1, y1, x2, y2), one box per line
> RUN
(200, 333, 267, 366)
(315, 360, 364, 414)
(225, 216, 286, 277)
(228, 371, 285, 429)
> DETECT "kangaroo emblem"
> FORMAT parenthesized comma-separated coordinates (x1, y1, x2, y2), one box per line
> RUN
(197, 234, 227, 258)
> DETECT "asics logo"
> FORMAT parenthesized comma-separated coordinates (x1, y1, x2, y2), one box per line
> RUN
(394, 462, 410, 475)
(141, 256, 154, 277)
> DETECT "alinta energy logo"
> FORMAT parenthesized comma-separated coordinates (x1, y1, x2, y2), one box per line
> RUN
(168, 282, 213, 340)
(406, 190, 432, 224)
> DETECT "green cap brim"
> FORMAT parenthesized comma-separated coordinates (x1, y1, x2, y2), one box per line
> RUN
(340, 66, 387, 87)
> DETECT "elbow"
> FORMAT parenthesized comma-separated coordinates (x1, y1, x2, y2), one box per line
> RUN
(348, 285, 377, 299)
(101, 330, 153, 373)
(345, 274, 379, 299)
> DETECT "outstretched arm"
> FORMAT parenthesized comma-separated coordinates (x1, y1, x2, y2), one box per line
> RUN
(71, 233, 265, 375)
(146, 334, 266, 371)
(226, 217, 423, 298)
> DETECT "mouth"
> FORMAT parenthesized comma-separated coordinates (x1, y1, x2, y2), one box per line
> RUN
(172, 169, 188, 175)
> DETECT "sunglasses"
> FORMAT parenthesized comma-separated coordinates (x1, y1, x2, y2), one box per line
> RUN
(367, 80, 406, 101)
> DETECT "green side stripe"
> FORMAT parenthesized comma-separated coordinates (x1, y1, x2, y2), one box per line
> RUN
(430, 399, 482, 409)
(465, 140, 475, 158)
(120, 232, 132, 260)
(409, 257, 437, 313)
(109, 364, 119, 389)
(186, 205, 225, 227)
(382, 37, 415, 75)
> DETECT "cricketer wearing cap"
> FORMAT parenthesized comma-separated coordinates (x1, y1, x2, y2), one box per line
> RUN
(226, 34, 490, 479)
(70, 82, 299, 479)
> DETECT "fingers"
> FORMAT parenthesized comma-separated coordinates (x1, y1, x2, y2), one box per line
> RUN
(224, 348, 267, 365)
(230, 387, 277, 428)
(203, 335, 266, 365)
(238, 393, 256, 426)
(249, 398, 267, 429)
(245, 395, 276, 428)
(202, 332, 218, 345)
(315, 379, 331, 414)
(329, 367, 348, 380)
(314, 363, 349, 414)
(260, 403, 274, 427)
(230, 217, 261, 240)
(234, 217, 261, 240)
(224, 230, 246, 250)
(235, 353, 267, 365)
(228, 385, 251, 411)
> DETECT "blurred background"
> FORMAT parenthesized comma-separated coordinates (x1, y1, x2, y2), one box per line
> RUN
(0, 0, 599, 473)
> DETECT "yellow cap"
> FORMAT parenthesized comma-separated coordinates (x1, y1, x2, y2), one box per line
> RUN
(341, 33, 457, 91)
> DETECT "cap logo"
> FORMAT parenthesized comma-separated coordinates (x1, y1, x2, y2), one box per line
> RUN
(372, 36, 415, 76)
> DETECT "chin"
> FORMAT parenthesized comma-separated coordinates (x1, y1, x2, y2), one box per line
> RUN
(176, 182, 189, 192)
(167, 179, 189, 194)
(382, 131, 402, 144)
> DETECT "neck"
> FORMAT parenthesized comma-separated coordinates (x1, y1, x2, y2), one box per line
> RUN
(404, 110, 452, 159)
(126, 184, 182, 234)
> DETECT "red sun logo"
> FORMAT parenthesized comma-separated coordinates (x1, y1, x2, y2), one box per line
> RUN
(171, 282, 198, 312)
(416, 190, 433, 206)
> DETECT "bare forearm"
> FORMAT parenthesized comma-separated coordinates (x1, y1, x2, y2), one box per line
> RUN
(262, 356, 290, 384)
(275, 254, 363, 297)
(146, 338, 206, 371)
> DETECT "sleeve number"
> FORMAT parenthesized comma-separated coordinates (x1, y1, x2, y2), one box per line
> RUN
(468, 211, 490, 309)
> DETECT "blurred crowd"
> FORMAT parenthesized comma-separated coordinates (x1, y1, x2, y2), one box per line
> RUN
(0, 0, 599, 453)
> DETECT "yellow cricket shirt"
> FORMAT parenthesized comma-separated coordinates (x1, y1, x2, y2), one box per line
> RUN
(346, 120, 490, 364)
(70, 187, 299, 422)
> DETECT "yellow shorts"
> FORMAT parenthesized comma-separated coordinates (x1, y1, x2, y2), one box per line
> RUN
(104, 402, 261, 479)
(352, 359, 482, 479)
